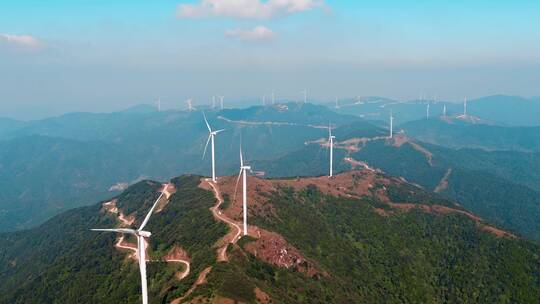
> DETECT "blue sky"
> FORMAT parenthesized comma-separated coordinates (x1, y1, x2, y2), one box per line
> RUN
(1, 0, 539, 119)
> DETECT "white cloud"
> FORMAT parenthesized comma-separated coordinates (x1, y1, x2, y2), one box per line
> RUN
(225, 26, 276, 42)
(0, 33, 43, 50)
(177, 0, 324, 19)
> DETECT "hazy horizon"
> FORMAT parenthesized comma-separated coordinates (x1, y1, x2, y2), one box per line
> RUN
(2, 0, 540, 119)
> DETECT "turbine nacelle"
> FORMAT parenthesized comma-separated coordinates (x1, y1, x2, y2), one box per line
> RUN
(138, 230, 151, 238)
(210, 129, 225, 136)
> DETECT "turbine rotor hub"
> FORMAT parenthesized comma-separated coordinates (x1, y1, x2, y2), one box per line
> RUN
(138, 231, 151, 238)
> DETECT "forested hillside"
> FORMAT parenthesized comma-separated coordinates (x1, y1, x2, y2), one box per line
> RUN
(1, 172, 539, 303)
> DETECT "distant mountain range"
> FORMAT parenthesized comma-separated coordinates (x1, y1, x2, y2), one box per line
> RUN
(330, 95, 540, 126)
(1, 97, 540, 243)
(0, 103, 359, 232)
(402, 118, 540, 152)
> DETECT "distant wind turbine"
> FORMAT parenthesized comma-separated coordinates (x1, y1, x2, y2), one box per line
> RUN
(186, 99, 196, 111)
(301, 89, 307, 104)
(271, 91, 275, 105)
(426, 103, 430, 119)
(457, 97, 467, 118)
(203, 113, 225, 183)
(157, 97, 161, 112)
(234, 147, 251, 236)
(219, 96, 224, 109)
(91, 184, 169, 304)
(263, 95, 266, 106)
(328, 125, 335, 178)
(334, 97, 340, 109)
(389, 111, 394, 139)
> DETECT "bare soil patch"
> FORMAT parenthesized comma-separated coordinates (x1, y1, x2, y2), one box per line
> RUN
(243, 229, 321, 277)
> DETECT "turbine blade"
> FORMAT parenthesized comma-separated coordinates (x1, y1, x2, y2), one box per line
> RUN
(203, 112, 212, 132)
(91, 228, 136, 234)
(214, 129, 226, 134)
(138, 188, 166, 231)
(328, 124, 332, 138)
(233, 169, 242, 202)
(202, 134, 211, 160)
(240, 147, 244, 167)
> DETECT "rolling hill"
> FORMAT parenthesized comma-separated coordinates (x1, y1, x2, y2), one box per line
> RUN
(331, 95, 540, 126)
(0, 103, 361, 232)
(402, 118, 540, 152)
(0, 172, 538, 303)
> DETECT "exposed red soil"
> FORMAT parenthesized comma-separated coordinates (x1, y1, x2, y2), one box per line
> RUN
(102, 199, 119, 214)
(434, 168, 452, 193)
(216, 170, 391, 224)
(254, 288, 271, 304)
(307, 135, 388, 155)
(392, 135, 433, 166)
(163, 246, 190, 262)
(156, 183, 176, 213)
(373, 208, 392, 217)
(479, 225, 516, 238)
(215, 176, 277, 223)
(243, 229, 321, 277)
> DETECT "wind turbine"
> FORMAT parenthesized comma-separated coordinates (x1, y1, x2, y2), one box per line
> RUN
(328, 125, 335, 178)
(91, 185, 168, 304)
(263, 95, 266, 106)
(219, 96, 224, 109)
(234, 147, 251, 236)
(157, 97, 161, 112)
(301, 89, 307, 104)
(457, 97, 467, 118)
(426, 103, 430, 119)
(443, 105, 447, 118)
(186, 99, 195, 111)
(334, 97, 340, 109)
(389, 111, 394, 139)
(271, 91, 275, 105)
(203, 113, 225, 182)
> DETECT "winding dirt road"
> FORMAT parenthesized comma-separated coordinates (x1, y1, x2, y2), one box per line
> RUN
(166, 259, 190, 281)
(205, 178, 242, 262)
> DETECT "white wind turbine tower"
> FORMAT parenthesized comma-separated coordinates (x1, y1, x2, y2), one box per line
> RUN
(426, 103, 430, 119)
(389, 111, 394, 138)
(219, 96, 224, 109)
(334, 97, 340, 109)
(443, 105, 447, 118)
(328, 125, 335, 178)
(457, 97, 467, 118)
(186, 98, 195, 111)
(234, 147, 251, 236)
(91, 185, 168, 304)
(203, 113, 225, 183)
(157, 97, 161, 112)
(271, 91, 275, 104)
(301, 89, 307, 104)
